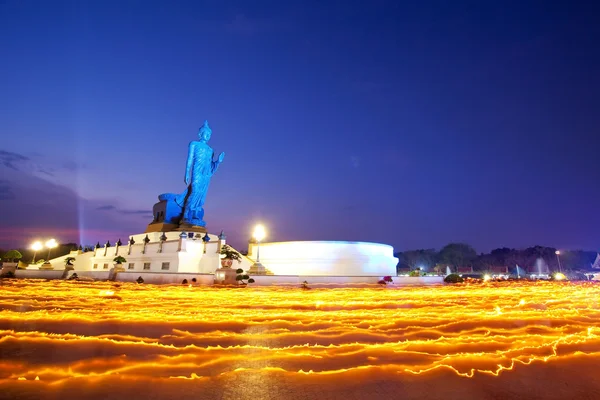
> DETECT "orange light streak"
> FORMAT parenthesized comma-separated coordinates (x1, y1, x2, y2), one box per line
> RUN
(1, 279, 600, 398)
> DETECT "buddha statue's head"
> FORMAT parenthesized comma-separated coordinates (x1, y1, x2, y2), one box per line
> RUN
(198, 120, 212, 142)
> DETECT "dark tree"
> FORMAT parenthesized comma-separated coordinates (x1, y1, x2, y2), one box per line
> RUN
(438, 243, 477, 272)
(396, 249, 436, 271)
(2, 250, 23, 262)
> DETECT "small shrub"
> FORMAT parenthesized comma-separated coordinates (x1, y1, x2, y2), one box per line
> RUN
(378, 279, 387, 285)
(182, 279, 188, 284)
(235, 269, 253, 284)
(301, 280, 310, 289)
(113, 256, 127, 264)
(383, 276, 393, 283)
(220, 245, 242, 263)
(444, 273, 464, 284)
(136, 276, 144, 284)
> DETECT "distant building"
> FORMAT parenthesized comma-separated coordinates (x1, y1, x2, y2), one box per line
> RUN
(592, 254, 600, 270)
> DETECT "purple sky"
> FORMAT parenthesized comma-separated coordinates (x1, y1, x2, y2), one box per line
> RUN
(1, 1, 599, 252)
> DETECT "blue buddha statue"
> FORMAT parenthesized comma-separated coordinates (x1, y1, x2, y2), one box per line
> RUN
(157, 121, 225, 227)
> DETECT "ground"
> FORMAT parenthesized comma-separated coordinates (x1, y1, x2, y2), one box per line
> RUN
(0, 279, 599, 399)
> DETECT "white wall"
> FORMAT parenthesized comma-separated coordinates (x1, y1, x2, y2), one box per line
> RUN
(15, 270, 65, 280)
(248, 275, 443, 286)
(53, 232, 224, 274)
(116, 271, 214, 285)
(66, 270, 111, 280)
(247, 241, 398, 276)
(43, 236, 399, 279)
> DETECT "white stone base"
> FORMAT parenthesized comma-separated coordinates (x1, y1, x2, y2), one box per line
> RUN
(214, 267, 238, 285)
(0, 264, 16, 276)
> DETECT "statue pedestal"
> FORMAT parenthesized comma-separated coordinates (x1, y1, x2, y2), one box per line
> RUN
(146, 222, 179, 233)
(176, 223, 207, 234)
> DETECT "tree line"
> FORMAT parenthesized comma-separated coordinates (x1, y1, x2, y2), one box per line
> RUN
(395, 243, 598, 273)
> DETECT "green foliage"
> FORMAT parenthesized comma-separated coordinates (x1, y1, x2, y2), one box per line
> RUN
(64, 257, 76, 266)
(409, 269, 423, 277)
(235, 268, 253, 285)
(113, 256, 127, 264)
(220, 244, 242, 262)
(444, 273, 464, 284)
(3, 249, 23, 262)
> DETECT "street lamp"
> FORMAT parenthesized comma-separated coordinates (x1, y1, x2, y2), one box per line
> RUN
(31, 241, 43, 263)
(555, 250, 563, 273)
(46, 238, 58, 261)
(253, 224, 266, 263)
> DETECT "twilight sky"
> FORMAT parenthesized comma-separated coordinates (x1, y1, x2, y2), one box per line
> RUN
(1, 0, 599, 252)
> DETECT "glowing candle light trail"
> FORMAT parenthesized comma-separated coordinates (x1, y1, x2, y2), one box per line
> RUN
(1, 280, 600, 399)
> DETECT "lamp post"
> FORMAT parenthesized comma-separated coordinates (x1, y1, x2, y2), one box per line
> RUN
(45, 238, 58, 261)
(31, 241, 43, 263)
(248, 224, 267, 275)
(555, 250, 563, 273)
(253, 224, 266, 263)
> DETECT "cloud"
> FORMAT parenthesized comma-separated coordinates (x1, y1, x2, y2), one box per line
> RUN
(0, 150, 29, 170)
(119, 210, 152, 215)
(97, 205, 151, 217)
(62, 161, 79, 171)
(0, 164, 149, 248)
(119, 209, 153, 218)
(97, 205, 116, 211)
(0, 149, 54, 177)
(0, 180, 15, 200)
